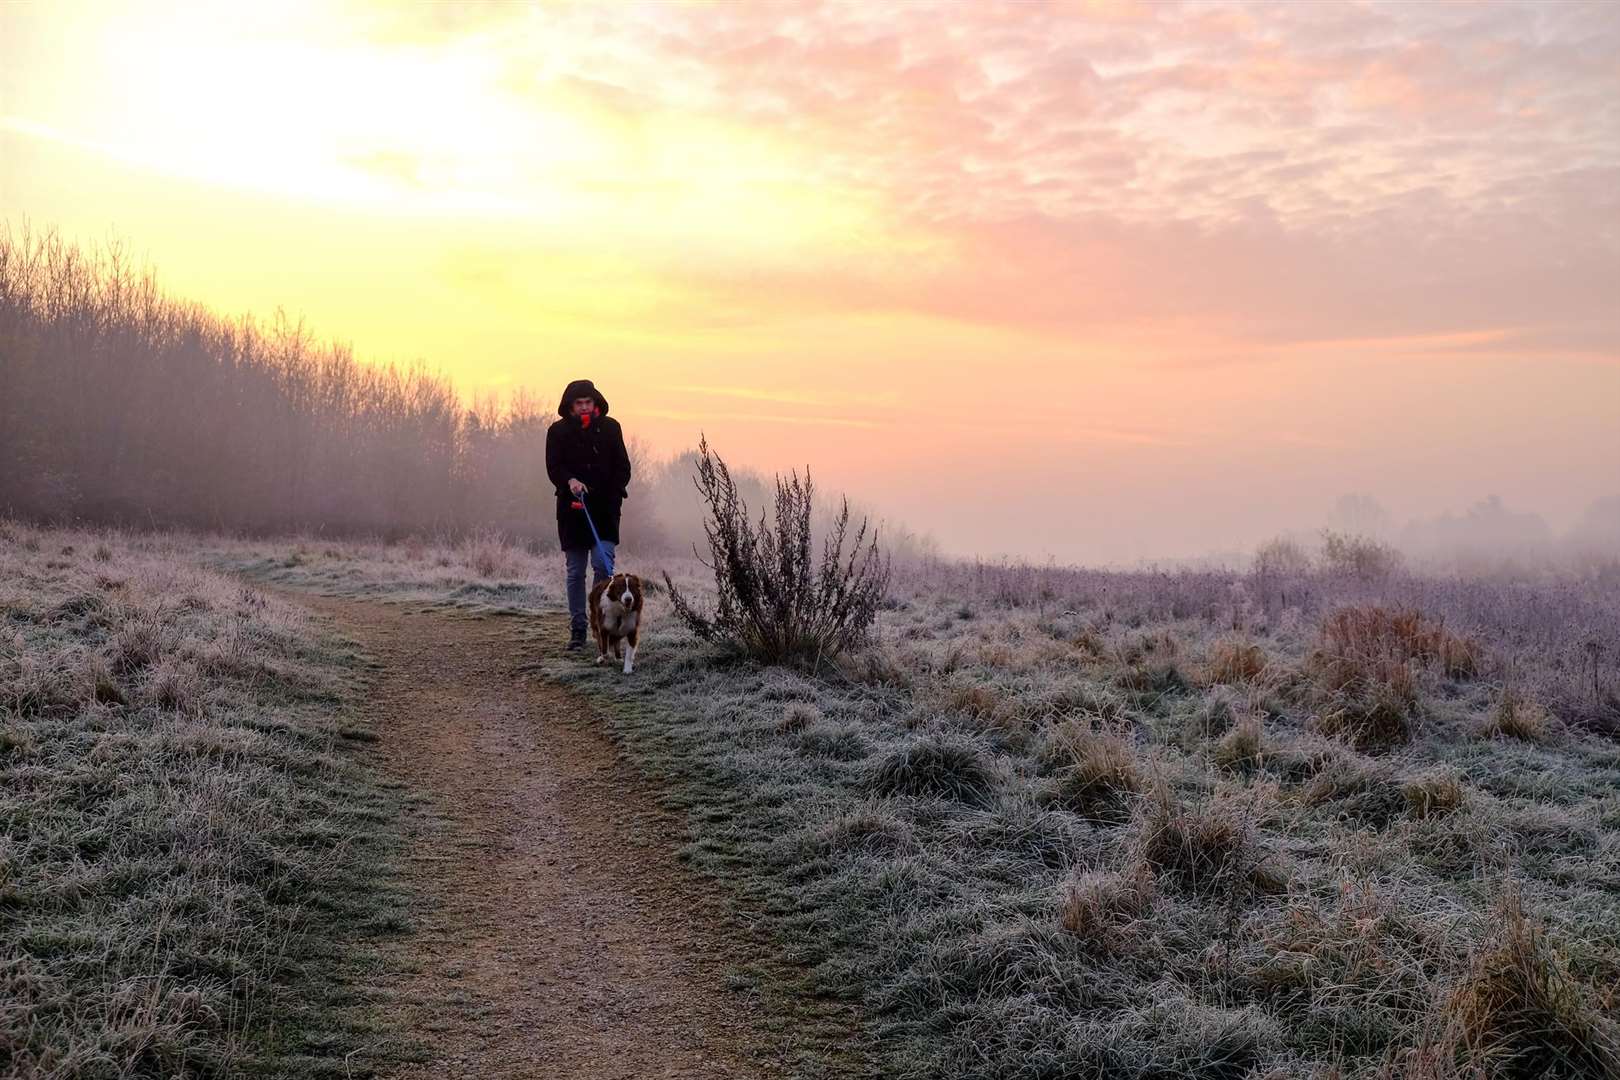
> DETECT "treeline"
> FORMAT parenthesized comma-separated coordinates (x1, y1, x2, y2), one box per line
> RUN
(0, 227, 565, 540)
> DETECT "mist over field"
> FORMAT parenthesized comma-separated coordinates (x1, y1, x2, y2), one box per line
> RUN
(3, 225, 1616, 574)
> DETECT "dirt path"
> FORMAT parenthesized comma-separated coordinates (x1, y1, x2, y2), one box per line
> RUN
(295, 594, 789, 1079)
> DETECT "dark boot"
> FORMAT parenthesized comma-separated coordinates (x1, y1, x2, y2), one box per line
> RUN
(566, 627, 586, 651)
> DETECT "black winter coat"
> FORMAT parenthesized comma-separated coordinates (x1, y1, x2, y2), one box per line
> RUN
(546, 413, 631, 550)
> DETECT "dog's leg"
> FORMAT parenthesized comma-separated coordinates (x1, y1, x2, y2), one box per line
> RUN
(594, 623, 609, 665)
(623, 642, 635, 675)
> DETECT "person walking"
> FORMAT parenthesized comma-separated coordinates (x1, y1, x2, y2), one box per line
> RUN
(545, 379, 631, 650)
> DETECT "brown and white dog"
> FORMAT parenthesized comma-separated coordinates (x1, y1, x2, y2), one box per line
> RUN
(587, 572, 644, 674)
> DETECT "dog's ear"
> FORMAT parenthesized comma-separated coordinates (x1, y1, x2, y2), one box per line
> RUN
(627, 576, 643, 604)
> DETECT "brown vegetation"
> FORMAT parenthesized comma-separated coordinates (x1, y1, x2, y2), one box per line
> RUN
(1038, 720, 1143, 821)
(1057, 866, 1155, 954)
(1307, 606, 1483, 750)
(1400, 895, 1620, 1080)
(1136, 791, 1256, 896)
(1403, 769, 1467, 819)
(1207, 635, 1272, 684)
(1481, 688, 1559, 744)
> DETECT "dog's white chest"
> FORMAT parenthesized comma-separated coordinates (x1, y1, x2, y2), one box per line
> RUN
(597, 598, 638, 637)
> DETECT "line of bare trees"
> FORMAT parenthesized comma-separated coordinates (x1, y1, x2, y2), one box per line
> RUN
(0, 226, 561, 540)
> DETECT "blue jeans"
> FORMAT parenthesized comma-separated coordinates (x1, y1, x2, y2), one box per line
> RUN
(564, 544, 615, 637)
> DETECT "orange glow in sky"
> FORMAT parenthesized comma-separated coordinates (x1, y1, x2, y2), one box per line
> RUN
(4, 0, 1618, 561)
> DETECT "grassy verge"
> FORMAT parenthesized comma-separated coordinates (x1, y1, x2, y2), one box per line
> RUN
(1, 523, 413, 1079)
(224, 533, 1620, 1078)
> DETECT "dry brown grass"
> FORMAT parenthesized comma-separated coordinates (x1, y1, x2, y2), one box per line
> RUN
(1214, 711, 1267, 771)
(1304, 604, 1482, 751)
(1038, 720, 1143, 821)
(1072, 625, 1106, 658)
(1057, 865, 1156, 954)
(1244, 881, 1450, 1058)
(1208, 636, 1272, 684)
(1404, 769, 1467, 819)
(1303, 755, 1409, 828)
(1313, 606, 1483, 686)
(1136, 790, 1256, 895)
(1480, 688, 1559, 744)
(1399, 894, 1620, 1080)
(946, 682, 1008, 722)
(1314, 683, 1416, 753)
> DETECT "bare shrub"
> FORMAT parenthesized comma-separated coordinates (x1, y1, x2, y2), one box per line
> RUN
(1038, 720, 1142, 822)
(1058, 865, 1155, 953)
(1481, 687, 1559, 744)
(1402, 893, 1620, 1079)
(664, 438, 890, 667)
(1254, 536, 1314, 578)
(865, 731, 997, 806)
(1321, 530, 1404, 581)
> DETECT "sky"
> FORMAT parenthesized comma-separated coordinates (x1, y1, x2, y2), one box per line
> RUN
(3, 0, 1618, 563)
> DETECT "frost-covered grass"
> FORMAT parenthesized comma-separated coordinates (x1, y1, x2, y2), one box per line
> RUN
(222, 533, 1620, 1077)
(1, 522, 411, 1078)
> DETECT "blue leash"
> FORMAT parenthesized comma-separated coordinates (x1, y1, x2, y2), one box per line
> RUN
(572, 493, 616, 576)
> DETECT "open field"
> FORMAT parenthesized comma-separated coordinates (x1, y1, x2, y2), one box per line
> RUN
(205, 530, 1620, 1079)
(7, 523, 1619, 1078)
(0, 523, 416, 1077)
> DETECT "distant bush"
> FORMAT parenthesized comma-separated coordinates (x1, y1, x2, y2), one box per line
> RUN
(664, 438, 891, 667)
(1320, 530, 1403, 580)
(1252, 536, 1313, 578)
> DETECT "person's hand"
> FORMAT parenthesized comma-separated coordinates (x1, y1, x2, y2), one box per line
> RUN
(568, 478, 587, 496)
